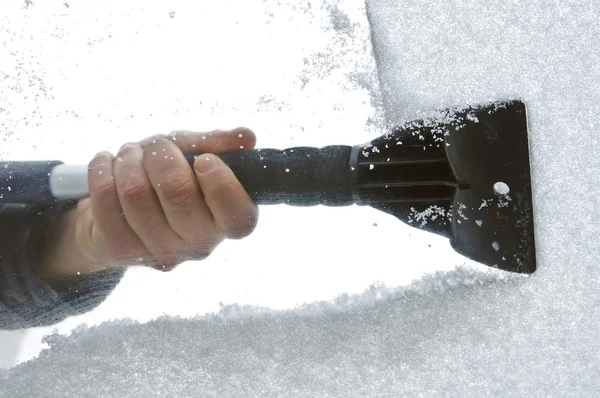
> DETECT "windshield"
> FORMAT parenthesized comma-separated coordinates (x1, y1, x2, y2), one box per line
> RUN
(1, 0, 578, 396)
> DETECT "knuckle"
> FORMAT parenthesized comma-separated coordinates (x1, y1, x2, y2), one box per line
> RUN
(140, 134, 168, 149)
(161, 172, 195, 206)
(92, 151, 113, 161)
(94, 179, 117, 200)
(118, 177, 148, 203)
(88, 153, 112, 173)
(117, 142, 140, 156)
(167, 130, 184, 140)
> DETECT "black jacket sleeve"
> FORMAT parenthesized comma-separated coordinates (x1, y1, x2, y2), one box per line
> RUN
(0, 201, 125, 330)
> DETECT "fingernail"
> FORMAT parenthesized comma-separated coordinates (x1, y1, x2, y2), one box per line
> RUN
(195, 154, 219, 174)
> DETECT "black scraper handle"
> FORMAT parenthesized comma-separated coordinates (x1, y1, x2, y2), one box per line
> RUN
(0, 146, 356, 207)
(185, 146, 354, 206)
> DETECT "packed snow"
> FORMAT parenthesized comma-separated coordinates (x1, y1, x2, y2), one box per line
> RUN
(2, 0, 600, 395)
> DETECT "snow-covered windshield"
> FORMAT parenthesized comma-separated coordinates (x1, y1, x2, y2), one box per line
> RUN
(2, 0, 596, 395)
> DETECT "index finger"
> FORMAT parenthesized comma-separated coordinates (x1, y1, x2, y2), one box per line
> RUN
(140, 127, 257, 155)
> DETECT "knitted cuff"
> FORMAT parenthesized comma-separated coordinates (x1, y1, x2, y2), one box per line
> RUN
(0, 201, 125, 330)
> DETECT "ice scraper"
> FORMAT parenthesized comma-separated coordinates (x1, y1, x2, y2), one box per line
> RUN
(0, 100, 536, 274)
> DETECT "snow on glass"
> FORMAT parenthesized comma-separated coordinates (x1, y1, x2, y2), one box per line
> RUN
(8, 0, 600, 395)
(407, 205, 447, 226)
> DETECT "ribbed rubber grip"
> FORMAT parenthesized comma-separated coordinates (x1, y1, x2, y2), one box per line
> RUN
(185, 146, 354, 206)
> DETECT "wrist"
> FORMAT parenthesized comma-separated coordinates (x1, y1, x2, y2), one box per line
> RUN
(37, 207, 112, 283)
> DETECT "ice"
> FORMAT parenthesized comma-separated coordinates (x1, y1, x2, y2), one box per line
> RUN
(3, 0, 600, 395)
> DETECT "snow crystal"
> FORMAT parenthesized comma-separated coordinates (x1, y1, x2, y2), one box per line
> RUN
(456, 203, 468, 220)
(407, 205, 447, 227)
(478, 199, 491, 210)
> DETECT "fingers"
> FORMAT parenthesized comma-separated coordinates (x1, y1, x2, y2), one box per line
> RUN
(113, 143, 186, 267)
(140, 137, 222, 256)
(194, 154, 259, 239)
(83, 128, 258, 272)
(84, 151, 148, 264)
(139, 127, 257, 155)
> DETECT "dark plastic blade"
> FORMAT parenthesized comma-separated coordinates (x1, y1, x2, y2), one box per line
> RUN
(354, 100, 536, 274)
(445, 100, 535, 274)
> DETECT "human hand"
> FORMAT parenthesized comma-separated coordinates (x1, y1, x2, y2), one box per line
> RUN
(70, 128, 258, 273)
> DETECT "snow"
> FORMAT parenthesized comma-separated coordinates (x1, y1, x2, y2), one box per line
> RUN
(2, 0, 600, 395)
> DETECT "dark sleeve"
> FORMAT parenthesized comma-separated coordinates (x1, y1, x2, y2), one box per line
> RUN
(0, 201, 125, 330)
